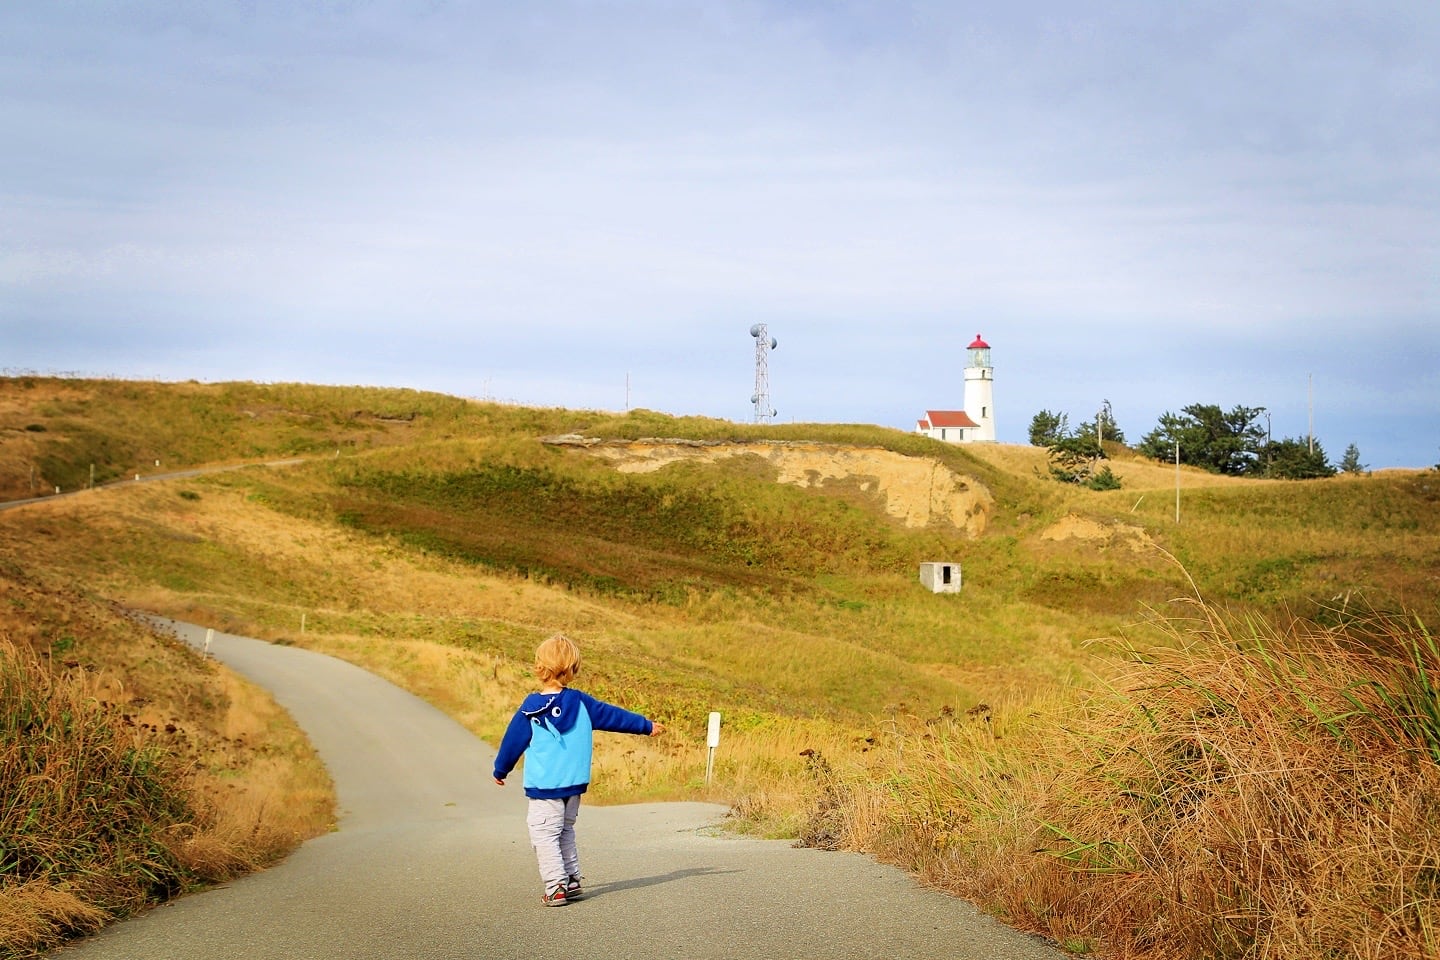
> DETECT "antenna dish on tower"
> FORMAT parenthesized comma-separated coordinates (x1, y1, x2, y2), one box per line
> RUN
(749, 323, 777, 423)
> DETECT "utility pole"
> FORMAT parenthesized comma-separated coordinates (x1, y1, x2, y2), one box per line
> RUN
(1174, 440, 1181, 524)
(1308, 373, 1315, 455)
(1265, 410, 1272, 478)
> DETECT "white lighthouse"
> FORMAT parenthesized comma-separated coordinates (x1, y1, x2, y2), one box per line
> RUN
(962, 334, 995, 442)
(915, 333, 997, 444)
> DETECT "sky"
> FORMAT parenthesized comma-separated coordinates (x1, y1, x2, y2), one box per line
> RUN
(3, 2, 1437, 468)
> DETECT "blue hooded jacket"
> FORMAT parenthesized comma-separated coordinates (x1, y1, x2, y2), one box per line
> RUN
(492, 687, 653, 799)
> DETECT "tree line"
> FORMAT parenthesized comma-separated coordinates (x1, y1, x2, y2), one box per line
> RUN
(1030, 402, 1368, 487)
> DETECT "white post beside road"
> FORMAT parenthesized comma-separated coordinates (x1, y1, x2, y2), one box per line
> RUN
(203, 628, 214, 659)
(705, 711, 721, 784)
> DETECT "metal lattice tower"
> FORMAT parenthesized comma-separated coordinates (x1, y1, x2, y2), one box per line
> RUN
(749, 324, 777, 423)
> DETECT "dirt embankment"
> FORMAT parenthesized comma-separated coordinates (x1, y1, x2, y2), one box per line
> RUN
(544, 435, 994, 537)
(1037, 514, 1157, 553)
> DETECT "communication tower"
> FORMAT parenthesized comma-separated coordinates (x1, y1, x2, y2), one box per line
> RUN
(749, 324, 778, 423)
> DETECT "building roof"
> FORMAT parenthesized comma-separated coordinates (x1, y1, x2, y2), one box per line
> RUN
(922, 409, 980, 429)
(968, 334, 990, 349)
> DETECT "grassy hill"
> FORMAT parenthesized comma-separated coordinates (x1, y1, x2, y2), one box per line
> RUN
(2, 376, 1437, 958)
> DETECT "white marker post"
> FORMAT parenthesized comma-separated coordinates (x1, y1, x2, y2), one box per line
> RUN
(705, 711, 722, 785)
(203, 628, 214, 660)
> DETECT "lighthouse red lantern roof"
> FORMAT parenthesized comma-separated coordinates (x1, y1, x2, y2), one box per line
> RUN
(968, 334, 990, 349)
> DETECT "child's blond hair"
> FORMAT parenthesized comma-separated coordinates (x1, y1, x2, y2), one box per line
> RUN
(534, 633, 581, 687)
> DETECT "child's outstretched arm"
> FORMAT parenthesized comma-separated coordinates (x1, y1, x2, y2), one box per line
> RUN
(577, 691, 662, 736)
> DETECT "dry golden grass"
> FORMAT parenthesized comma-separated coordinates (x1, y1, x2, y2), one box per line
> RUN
(0, 540, 334, 956)
(5, 379, 1437, 959)
(960, 440, 1273, 492)
(169, 665, 335, 880)
(1, 463, 1022, 865)
(12, 462, 1061, 725)
(802, 601, 1440, 959)
(0, 884, 108, 956)
(97, 473, 647, 635)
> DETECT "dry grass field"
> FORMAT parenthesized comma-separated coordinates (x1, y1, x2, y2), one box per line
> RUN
(2, 376, 1437, 958)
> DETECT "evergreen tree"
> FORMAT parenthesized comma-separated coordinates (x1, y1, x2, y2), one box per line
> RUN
(1265, 437, 1336, 479)
(1090, 400, 1126, 446)
(1075, 413, 1126, 449)
(1137, 403, 1267, 476)
(1028, 409, 1068, 446)
(1340, 443, 1366, 474)
(1061, 401, 1127, 451)
(1046, 433, 1120, 489)
(1035, 404, 1125, 488)
(1086, 464, 1122, 491)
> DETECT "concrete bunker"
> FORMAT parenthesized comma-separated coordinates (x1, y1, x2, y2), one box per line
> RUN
(919, 561, 962, 594)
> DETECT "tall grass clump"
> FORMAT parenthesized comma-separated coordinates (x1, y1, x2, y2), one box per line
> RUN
(803, 600, 1440, 959)
(0, 641, 191, 955)
(0, 557, 334, 956)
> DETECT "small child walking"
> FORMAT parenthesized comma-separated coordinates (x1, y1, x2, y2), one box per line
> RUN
(492, 633, 665, 906)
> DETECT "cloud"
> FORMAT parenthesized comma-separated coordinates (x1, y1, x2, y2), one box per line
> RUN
(1, 1, 1436, 465)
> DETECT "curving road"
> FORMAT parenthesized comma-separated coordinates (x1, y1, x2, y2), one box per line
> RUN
(53, 621, 1064, 960)
(0, 459, 307, 512)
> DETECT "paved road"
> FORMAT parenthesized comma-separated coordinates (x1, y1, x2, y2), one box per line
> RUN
(0, 459, 306, 512)
(53, 621, 1064, 960)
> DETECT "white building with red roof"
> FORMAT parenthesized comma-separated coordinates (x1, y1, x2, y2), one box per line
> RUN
(915, 334, 996, 444)
(916, 408, 980, 442)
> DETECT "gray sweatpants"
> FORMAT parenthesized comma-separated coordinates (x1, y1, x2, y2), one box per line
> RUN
(526, 795, 581, 889)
